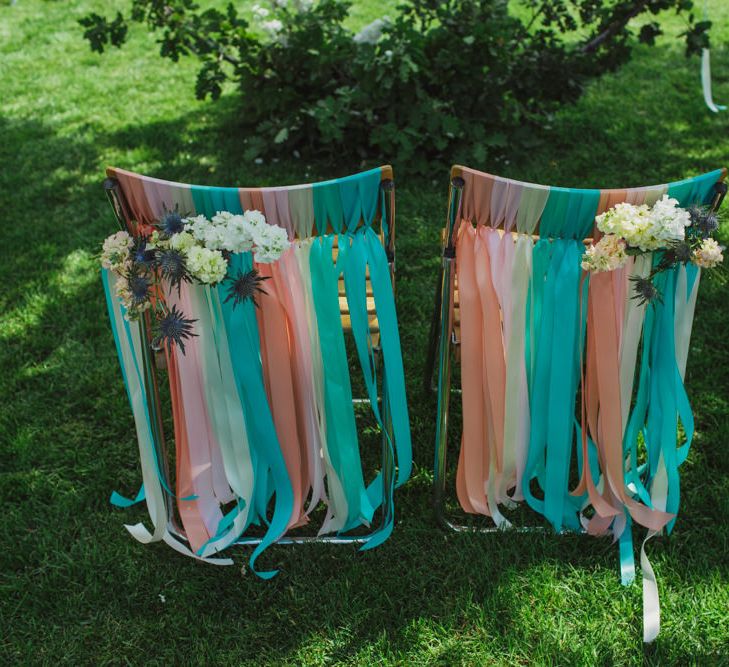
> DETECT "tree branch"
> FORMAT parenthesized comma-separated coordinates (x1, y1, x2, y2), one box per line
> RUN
(579, 0, 651, 53)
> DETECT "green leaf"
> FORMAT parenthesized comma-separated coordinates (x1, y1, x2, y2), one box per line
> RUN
(274, 127, 289, 144)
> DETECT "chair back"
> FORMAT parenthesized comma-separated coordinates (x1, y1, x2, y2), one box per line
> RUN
(432, 164, 726, 640)
(102, 166, 411, 578)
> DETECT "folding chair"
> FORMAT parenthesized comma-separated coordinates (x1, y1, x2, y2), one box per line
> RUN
(426, 164, 727, 640)
(102, 166, 412, 578)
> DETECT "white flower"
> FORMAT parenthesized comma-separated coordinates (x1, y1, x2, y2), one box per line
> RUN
(595, 197, 692, 252)
(252, 4, 269, 18)
(244, 209, 267, 228)
(186, 246, 228, 284)
(252, 223, 290, 263)
(273, 0, 288, 8)
(220, 214, 256, 253)
(101, 231, 134, 270)
(211, 211, 235, 226)
(581, 234, 628, 273)
(353, 17, 389, 45)
(649, 195, 691, 244)
(294, 0, 313, 11)
(185, 215, 211, 243)
(693, 237, 724, 268)
(262, 19, 283, 35)
(168, 231, 195, 252)
(146, 230, 165, 250)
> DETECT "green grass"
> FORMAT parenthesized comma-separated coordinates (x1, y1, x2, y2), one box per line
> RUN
(2, 1, 729, 665)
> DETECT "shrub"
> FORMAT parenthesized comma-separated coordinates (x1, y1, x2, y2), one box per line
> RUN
(81, 0, 712, 172)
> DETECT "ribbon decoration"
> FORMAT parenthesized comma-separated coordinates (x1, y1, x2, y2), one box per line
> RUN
(701, 0, 726, 113)
(102, 166, 411, 577)
(452, 166, 724, 641)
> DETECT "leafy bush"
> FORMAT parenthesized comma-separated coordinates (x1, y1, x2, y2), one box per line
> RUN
(81, 0, 712, 172)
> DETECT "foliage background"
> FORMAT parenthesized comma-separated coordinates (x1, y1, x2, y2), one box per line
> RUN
(1, 1, 728, 665)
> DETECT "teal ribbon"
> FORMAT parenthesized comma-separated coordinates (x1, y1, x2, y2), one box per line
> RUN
(340, 228, 412, 549)
(310, 234, 373, 531)
(102, 269, 194, 503)
(218, 251, 294, 579)
(523, 240, 584, 531)
(190, 184, 294, 578)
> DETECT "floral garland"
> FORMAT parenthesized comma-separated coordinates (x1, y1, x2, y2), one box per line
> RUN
(581, 196, 724, 304)
(101, 209, 290, 353)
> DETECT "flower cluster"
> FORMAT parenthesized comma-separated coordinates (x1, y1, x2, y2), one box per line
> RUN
(581, 234, 628, 273)
(692, 237, 724, 268)
(184, 210, 289, 262)
(101, 208, 289, 353)
(583, 197, 724, 305)
(595, 196, 691, 252)
(101, 231, 134, 271)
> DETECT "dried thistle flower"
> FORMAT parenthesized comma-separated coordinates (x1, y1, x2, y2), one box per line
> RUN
(158, 207, 185, 237)
(688, 205, 719, 238)
(153, 304, 197, 354)
(223, 269, 269, 308)
(156, 248, 191, 293)
(630, 275, 663, 307)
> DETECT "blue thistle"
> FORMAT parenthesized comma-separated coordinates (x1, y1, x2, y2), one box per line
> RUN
(158, 209, 185, 237)
(688, 205, 719, 238)
(127, 270, 152, 307)
(669, 240, 693, 265)
(223, 269, 269, 308)
(132, 237, 156, 265)
(153, 304, 197, 355)
(630, 275, 663, 307)
(156, 248, 191, 293)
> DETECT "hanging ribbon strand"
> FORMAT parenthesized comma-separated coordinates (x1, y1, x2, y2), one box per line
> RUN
(701, 1, 726, 113)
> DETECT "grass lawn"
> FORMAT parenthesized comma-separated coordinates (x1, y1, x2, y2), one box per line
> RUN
(2, 1, 728, 665)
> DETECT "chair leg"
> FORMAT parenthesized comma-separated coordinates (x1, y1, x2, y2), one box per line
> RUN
(136, 312, 181, 534)
(433, 256, 455, 528)
(423, 261, 444, 395)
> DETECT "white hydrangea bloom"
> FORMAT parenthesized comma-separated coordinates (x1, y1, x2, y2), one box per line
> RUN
(220, 214, 256, 253)
(595, 197, 692, 252)
(186, 246, 228, 284)
(581, 234, 628, 273)
(693, 237, 724, 268)
(101, 231, 134, 270)
(252, 223, 290, 263)
(211, 211, 235, 226)
(244, 209, 267, 227)
(168, 231, 196, 252)
(185, 215, 211, 243)
(649, 195, 691, 244)
(252, 4, 269, 18)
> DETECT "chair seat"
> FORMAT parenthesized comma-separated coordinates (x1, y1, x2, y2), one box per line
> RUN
(339, 283, 380, 345)
(331, 237, 381, 345)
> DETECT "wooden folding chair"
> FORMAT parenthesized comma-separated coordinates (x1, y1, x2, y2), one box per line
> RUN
(426, 165, 727, 533)
(424, 163, 727, 641)
(102, 166, 411, 573)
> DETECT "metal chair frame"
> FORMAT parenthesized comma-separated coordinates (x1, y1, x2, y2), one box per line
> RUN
(425, 165, 728, 535)
(103, 167, 398, 547)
